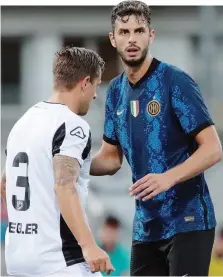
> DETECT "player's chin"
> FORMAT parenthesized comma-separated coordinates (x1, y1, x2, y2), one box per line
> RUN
(78, 108, 88, 116)
(124, 57, 143, 67)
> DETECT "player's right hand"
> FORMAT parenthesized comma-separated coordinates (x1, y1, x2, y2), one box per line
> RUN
(82, 243, 115, 275)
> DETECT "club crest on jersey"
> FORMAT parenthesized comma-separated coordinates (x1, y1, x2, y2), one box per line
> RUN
(130, 100, 139, 117)
(147, 100, 161, 116)
(70, 127, 86, 139)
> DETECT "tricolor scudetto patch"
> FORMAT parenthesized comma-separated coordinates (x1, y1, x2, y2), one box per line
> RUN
(130, 100, 139, 117)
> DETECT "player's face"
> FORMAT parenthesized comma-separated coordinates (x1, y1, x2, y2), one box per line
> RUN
(109, 15, 155, 67)
(79, 72, 101, 116)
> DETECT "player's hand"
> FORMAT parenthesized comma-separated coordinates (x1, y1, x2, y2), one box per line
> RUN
(82, 243, 115, 275)
(129, 173, 175, 201)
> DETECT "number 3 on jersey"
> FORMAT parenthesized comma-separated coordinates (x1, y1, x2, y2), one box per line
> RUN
(12, 152, 30, 211)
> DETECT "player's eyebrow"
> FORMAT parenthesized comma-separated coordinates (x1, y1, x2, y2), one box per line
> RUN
(134, 27, 145, 32)
(119, 28, 129, 33)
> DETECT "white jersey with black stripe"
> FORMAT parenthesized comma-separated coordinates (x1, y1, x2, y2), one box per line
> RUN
(5, 101, 91, 276)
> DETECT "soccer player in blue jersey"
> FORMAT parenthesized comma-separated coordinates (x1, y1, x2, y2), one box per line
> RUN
(90, 1, 222, 276)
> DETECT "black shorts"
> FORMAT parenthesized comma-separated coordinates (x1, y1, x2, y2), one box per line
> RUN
(130, 228, 215, 276)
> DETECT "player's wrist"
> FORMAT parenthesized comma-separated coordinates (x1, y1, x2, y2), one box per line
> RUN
(79, 238, 97, 250)
(164, 170, 178, 187)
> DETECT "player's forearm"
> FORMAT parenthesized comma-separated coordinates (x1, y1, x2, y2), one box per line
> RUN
(53, 155, 96, 248)
(166, 142, 222, 185)
(90, 153, 121, 176)
(55, 185, 96, 248)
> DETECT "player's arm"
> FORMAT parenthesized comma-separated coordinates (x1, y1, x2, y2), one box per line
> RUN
(53, 155, 114, 274)
(130, 72, 222, 200)
(164, 72, 222, 184)
(1, 168, 6, 204)
(53, 155, 93, 246)
(90, 79, 123, 176)
(165, 126, 222, 185)
(90, 141, 123, 176)
(131, 126, 222, 201)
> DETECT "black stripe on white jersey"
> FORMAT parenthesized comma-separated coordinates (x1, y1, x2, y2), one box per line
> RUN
(52, 122, 85, 267)
(82, 130, 91, 160)
(60, 216, 85, 266)
(52, 122, 66, 157)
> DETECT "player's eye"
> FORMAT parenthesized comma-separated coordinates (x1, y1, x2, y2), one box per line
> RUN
(120, 30, 129, 35)
(136, 29, 144, 34)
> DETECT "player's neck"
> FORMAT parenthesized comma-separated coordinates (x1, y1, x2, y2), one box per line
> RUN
(123, 55, 153, 85)
(48, 92, 80, 114)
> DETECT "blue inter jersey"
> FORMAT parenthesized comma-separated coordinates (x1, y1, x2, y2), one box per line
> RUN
(103, 58, 216, 242)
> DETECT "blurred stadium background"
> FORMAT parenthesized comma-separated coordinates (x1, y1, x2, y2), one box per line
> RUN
(1, 5, 223, 276)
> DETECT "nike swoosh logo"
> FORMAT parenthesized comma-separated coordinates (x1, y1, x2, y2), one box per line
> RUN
(117, 110, 124, 115)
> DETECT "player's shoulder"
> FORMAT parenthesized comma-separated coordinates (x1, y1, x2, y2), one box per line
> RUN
(53, 107, 90, 147)
(60, 107, 90, 133)
(7, 104, 36, 137)
(106, 73, 125, 104)
(161, 61, 196, 84)
(108, 72, 125, 90)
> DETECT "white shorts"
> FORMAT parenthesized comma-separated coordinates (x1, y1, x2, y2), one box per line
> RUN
(46, 262, 102, 277)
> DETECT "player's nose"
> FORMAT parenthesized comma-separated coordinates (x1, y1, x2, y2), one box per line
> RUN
(128, 33, 137, 44)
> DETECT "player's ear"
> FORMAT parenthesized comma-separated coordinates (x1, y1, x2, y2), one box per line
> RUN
(149, 29, 155, 45)
(80, 76, 91, 92)
(109, 32, 116, 48)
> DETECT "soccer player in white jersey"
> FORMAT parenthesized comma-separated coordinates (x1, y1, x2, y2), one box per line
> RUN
(0, 46, 115, 276)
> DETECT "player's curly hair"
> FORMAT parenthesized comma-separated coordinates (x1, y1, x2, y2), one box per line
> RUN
(53, 46, 105, 91)
(111, 0, 151, 31)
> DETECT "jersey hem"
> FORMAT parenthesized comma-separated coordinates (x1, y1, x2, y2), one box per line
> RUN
(66, 257, 85, 266)
(7, 258, 85, 276)
(132, 223, 216, 243)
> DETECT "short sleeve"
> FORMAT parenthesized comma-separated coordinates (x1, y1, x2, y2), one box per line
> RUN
(103, 81, 119, 145)
(52, 120, 91, 167)
(171, 71, 214, 137)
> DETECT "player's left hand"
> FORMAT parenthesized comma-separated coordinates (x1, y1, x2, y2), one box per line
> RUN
(129, 173, 175, 201)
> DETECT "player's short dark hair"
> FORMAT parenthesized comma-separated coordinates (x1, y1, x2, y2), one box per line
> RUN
(104, 215, 121, 228)
(111, 0, 151, 31)
(53, 46, 105, 91)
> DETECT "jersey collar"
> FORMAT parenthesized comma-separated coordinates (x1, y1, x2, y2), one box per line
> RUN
(43, 101, 65, 106)
(128, 58, 161, 88)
